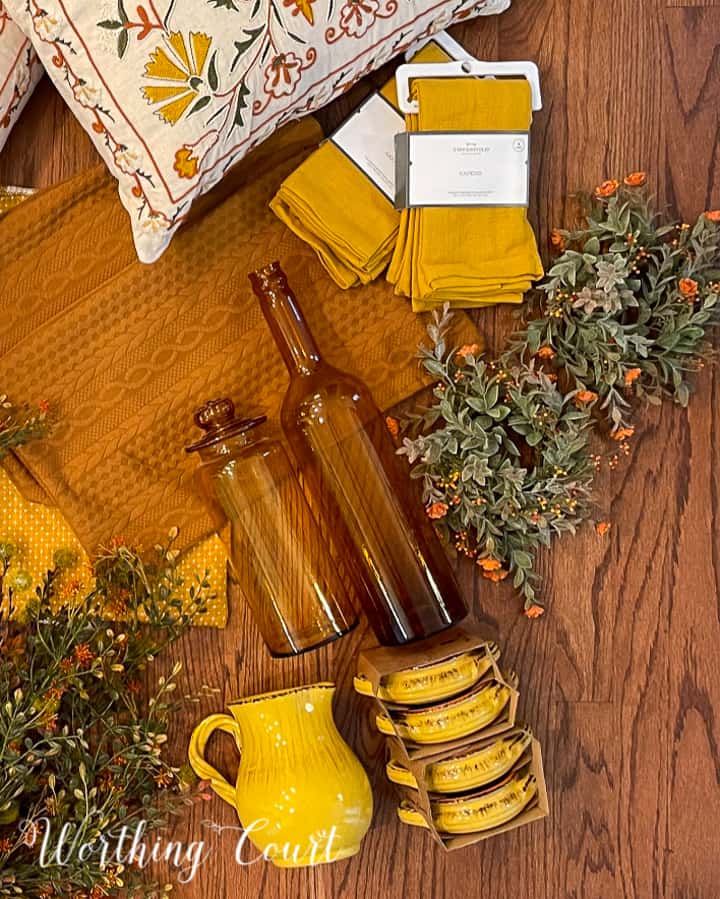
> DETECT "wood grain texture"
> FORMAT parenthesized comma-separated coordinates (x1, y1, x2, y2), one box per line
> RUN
(1, 1, 719, 896)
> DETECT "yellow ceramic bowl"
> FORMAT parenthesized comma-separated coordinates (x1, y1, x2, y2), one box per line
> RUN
(397, 765, 537, 835)
(354, 643, 501, 706)
(375, 674, 515, 745)
(386, 726, 532, 793)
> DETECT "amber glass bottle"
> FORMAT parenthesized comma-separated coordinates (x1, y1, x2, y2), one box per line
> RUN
(249, 262, 467, 645)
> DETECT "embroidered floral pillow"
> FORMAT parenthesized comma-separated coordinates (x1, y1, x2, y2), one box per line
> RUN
(0, 3, 42, 152)
(4, 0, 510, 262)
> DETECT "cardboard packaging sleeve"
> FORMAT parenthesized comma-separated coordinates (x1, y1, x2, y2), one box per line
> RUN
(354, 625, 519, 761)
(392, 737, 549, 850)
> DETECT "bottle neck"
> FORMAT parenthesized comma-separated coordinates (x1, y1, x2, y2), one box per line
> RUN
(250, 264, 323, 377)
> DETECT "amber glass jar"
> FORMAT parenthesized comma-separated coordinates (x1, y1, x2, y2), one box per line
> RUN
(187, 398, 357, 656)
(249, 262, 467, 645)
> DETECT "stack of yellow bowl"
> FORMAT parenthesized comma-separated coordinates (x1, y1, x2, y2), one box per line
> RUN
(353, 639, 548, 846)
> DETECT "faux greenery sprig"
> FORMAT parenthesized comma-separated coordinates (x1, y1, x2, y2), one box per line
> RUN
(0, 394, 49, 461)
(506, 176, 720, 436)
(397, 308, 596, 615)
(0, 534, 212, 898)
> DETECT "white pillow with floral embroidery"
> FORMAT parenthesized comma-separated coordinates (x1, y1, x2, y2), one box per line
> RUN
(4, 0, 510, 262)
(0, 3, 42, 152)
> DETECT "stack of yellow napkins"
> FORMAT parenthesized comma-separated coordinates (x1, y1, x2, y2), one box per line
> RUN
(270, 43, 453, 289)
(271, 59, 544, 311)
(387, 77, 543, 311)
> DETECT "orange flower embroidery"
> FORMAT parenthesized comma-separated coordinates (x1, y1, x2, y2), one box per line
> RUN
(678, 277, 698, 298)
(704, 210, 720, 223)
(612, 426, 635, 441)
(595, 179, 620, 199)
(426, 502, 449, 520)
(623, 171, 647, 187)
(550, 229, 565, 251)
(525, 604, 545, 619)
(173, 147, 199, 179)
(456, 344, 481, 359)
(624, 367, 641, 385)
(595, 521, 611, 536)
(536, 345, 556, 360)
(38, 398, 50, 413)
(385, 416, 399, 438)
(483, 568, 509, 582)
(477, 558, 502, 571)
(575, 389, 598, 405)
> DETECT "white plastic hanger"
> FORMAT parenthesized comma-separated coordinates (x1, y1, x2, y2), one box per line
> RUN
(403, 30, 476, 63)
(395, 60, 542, 114)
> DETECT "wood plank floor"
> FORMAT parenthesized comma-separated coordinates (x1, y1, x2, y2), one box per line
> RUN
(2, 1, 719, 897)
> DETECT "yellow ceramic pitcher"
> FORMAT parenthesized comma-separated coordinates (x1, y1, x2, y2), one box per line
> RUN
(188, 683, 373, 867)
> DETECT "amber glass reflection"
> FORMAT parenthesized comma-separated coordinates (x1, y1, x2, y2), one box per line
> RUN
(249, 263, 467, 645)
(187, 399, 357, 656)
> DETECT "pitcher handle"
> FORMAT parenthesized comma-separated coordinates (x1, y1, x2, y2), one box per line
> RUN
(188, 713, 241, 807)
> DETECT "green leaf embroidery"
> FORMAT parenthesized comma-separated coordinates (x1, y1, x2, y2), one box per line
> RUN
(97, 19, 123, 29)
(207, 51, 219, 91)
(187, 95, 212, 117)
(117, 28, 129, 59)
(231, 27, 265, 72)
(232, 82, 251, 127)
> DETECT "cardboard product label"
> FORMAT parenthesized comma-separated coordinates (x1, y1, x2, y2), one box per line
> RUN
(393, 738, 550, 850)
(394, 130, 530, 209)
(327, 32, 469, 201)
(329, 92, 404, 201)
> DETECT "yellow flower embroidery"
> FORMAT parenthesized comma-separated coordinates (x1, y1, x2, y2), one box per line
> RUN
(142, 32, 212, 125)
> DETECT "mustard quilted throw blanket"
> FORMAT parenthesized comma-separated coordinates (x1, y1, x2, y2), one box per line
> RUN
(0, 118, 481, 627)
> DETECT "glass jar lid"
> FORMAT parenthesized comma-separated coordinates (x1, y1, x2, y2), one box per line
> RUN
(185, 398, 266, 453)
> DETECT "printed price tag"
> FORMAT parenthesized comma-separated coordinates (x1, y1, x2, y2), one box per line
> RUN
(395, 131, 530, 208)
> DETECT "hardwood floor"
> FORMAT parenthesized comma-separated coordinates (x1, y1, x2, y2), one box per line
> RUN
(1, 1, 719, 897)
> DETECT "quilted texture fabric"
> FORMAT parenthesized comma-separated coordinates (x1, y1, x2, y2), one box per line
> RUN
(3, 0, 510, 262)
(0, 3, 42, 152)
(0, 117, 481, 558)
(0, 184, 229, 627)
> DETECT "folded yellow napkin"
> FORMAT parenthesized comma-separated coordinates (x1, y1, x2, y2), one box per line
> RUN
(269, 42, 453, 289)
(387, 77, 544, 311)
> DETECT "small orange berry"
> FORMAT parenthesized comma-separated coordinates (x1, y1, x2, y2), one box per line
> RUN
(704, 210, 720, 223)
(678, 277, 698, 298)
(525, 604, 545, 619)
(385, 416, 399, 438)
(536, 346, 556, 360)
(624, 367, 641, 385)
